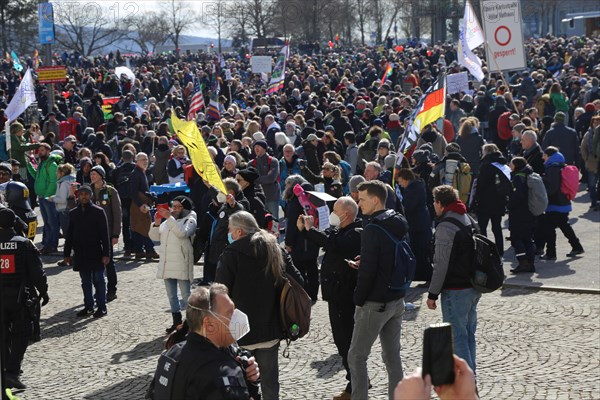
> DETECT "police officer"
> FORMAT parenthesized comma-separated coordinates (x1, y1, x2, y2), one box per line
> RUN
(5, 181, 38, 240)
(0, 208, 49, 391)
(148, 284, 260, 399)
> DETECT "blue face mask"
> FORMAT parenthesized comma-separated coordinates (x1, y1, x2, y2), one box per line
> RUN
(227, 232, 235, 244)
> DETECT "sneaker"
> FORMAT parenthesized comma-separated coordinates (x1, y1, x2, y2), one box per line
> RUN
(566, 249, 584, 257)
(93, 309, 107, 318)
(4, 375, 27, 390)
(106, 292, 118, 302)
(76, 308, 94, 317)
(333, 390, 351, 400)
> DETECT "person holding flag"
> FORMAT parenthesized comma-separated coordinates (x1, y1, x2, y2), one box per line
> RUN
(187, 78, 205, 121)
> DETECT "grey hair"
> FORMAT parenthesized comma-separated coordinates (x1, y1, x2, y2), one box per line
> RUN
(522, 130, 538, 142)
(228, 211, 284, 286)
(283, 174, 308, 200)
(135, 152, 148, 161)
(186, 284, 229, 333)
(365, 161, 382, 173)
(336, 196, 358, 220)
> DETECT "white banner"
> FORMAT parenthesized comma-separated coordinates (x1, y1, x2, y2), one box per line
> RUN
(251, 56, 272, 74)
(5, 68, 36, 123)
(446, 72, 470, 95)
(481, 0, 526, 72)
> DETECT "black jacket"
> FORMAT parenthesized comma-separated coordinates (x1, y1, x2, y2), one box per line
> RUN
(284, 183, 320, 262)
(354, 210, 409, 305)
(305, 220, 362, 304)
(166, 333, 259, 400)
(402, 179, 431, 233)
(521, 144, 545, 175)
(474, 152, 509, 216)
(64, 202, 110, 271)
(216, 235, 303, 346)
(241, 185, 268, 229)
(206, 194, 249, 266)
(509, 165, 536, 233)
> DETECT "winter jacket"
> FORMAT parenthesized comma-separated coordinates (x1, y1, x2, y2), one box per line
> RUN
(152, 145, 171, 185)
(32, 154, 60, 198)
(51, 174, 75, 212)
(242, 185, 268, 229)
(216, 234, 303, 346)
(64, 202, 110, 272)
(543, 152, 571, 213)
(305, 220, 362, 304)
(354, 209, 409, 306)
(509, 165, 536, 233)
(149, 210, 197, 281)
(416, 130, 448, 160)
(345, 143, 359, 174)
(300, 167, 343, 198)
(581, 130, 599, 174)
(284, 183, 319, 262)
(521, 144, 545, 175)
(402, 179, 431, 233)
(456, 131, 485, 175)
(542, 123, 579, 165)
(251, 153, 280, 203)
(474, 152, 510, 216)
(10, 133, 40, 166)
(428, 203, 474, 300)
(91, 182, 122, 238)
(279, 155, 302, 194)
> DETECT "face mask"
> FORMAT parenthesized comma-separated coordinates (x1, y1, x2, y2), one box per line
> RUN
(211, 309, 250, 342)
(227, 232, 235, 244)
(329, 212, 341, 227)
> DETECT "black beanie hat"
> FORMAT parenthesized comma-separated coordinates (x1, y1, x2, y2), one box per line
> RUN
(237, 167, 259, 184)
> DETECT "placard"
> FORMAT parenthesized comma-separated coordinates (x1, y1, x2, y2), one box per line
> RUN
(480, 0, 526, 72)
(37, 66, 66, 84)
(251, 56, 272, 74)
(446, 72, 469, 95)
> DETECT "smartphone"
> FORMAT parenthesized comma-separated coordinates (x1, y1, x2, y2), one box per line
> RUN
(422, 323, 455, 386)
(156, 203, 170, 213)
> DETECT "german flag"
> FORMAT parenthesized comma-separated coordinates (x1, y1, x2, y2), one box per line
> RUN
(411, 77, 446, 133)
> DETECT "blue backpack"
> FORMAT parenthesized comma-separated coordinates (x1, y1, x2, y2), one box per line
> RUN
(370, 223, 416, 292)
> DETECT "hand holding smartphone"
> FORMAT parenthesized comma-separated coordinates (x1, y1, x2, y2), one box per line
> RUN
(422, 323, 455, 386)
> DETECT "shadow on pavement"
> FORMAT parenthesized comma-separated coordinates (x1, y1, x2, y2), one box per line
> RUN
(111, 335, 165, 365)
(40, 305, 97, 340)
(83, 374, 153, 399)
(310, 353, 344, 379)
(499, 285, 541, 297)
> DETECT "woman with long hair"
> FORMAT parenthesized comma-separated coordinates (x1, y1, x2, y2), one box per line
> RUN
(455, 117, 485, 175)
(216, 211, 302, 400)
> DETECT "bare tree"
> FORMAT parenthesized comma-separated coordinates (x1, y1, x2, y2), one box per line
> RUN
(162, 0, 196, 55)
(355, 0, 371, 45)
(205, 0, 227, 53)
(245, 0, 275, 38)
(1, 0, 39, 55)
(128, 13, 170, 55)
(54, 1, 130, 56)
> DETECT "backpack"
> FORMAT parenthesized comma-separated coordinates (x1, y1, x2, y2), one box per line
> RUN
(491, 162, 512, 199)
(524, 172, 548, 216)
(279, 272, 312, 357)
(497, 111, 513, 141)
(59, 121, 72, 142)
(441, 217, 505, 293)
(369, 221, 416, 292)
(114, 166, 133, 199)
(440, 159, 473, 205)
(560, 165, 579, 201)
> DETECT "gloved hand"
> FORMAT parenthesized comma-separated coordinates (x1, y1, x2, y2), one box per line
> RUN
(41, 293, 50, 307)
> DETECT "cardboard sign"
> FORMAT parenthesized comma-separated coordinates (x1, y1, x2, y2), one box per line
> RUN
(446, 72, 469, 95)
(251, 56, 272, 74)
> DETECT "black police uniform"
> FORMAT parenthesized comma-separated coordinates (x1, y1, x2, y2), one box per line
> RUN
(0, 226, 48, 384)
(149, 332, 260, 400)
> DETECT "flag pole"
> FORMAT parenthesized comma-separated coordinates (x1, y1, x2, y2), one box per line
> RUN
(481, 39, 520, 115)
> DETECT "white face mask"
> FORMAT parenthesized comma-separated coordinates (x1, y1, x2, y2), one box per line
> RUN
(329, 212, 342, 227)
(211, 309, 250, 342)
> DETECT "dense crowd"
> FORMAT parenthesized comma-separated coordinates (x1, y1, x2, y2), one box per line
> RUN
(1, 33, 599, 398)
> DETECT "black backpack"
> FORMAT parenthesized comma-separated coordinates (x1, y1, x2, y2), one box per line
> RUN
(441, 217, 505, 293)
(114, 165, 133, 200)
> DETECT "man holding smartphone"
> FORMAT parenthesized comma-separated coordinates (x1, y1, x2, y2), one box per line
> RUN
(427, 185, 481, 374)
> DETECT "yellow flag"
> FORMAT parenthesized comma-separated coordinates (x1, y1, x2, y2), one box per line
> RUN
(170, 112, 226, 194)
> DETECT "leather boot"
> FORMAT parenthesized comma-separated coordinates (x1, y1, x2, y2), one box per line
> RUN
(166, 312, 183, 334)
(511, 260, 535, 274)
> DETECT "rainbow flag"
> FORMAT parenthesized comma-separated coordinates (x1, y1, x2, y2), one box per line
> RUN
(266, 45, 289, 95)
(381, 63, 393, 85)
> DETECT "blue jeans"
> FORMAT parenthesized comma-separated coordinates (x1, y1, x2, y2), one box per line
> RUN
(39, 197, 59, 249)
(586, 170, 598, 206)
(348, 298, 404, 400)
(164, 279, 191, 313)
(79, 269, 106, 311)
(58, 210, 70, 237)
(441, 289, 481, 374)
(249, 343, 280, 400)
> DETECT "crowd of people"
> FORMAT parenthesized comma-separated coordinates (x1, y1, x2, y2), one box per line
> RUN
(1, 33, 599, 398)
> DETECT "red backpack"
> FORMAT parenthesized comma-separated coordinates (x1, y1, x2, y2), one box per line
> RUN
(497, 111, 513, 141)
(560, 165, 579, 201)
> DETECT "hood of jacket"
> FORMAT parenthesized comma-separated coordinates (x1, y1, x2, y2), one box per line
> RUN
(481, 151, 507, 165)
(545, 152, 565, 167)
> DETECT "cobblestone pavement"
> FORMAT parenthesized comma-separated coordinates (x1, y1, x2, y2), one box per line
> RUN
(15, 252, 600, 400)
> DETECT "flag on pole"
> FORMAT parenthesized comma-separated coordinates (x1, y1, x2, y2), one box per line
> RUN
(5, 68, 36, 123)
(11, 51, 23, 72)
(463, 0, 484, 50)
(381, 63, 393, 85)
(458, 0, 485, 81)
(266, 45, 289, 95)
(171, 111, 226, 194)
(187, 79, 205, 121)
(410, 77, 446, 135)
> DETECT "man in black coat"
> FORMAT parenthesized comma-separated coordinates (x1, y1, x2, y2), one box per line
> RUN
(299, 197, 362, 399)
(64, 185, 110, 318)
(520, 130, 545, 175)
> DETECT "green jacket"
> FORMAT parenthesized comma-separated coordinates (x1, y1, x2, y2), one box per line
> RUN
(10, 133, 41, 166)
(31, 154, 60, 198)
